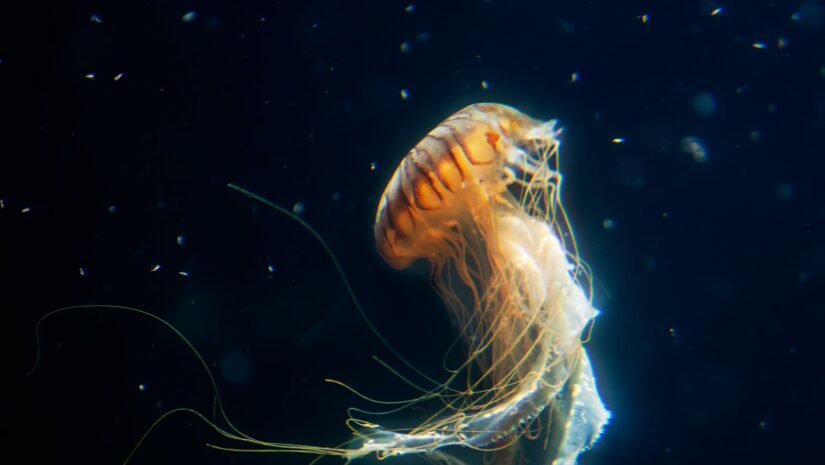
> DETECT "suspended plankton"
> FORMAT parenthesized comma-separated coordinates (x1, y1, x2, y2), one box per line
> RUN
(216, 103, 608, 465)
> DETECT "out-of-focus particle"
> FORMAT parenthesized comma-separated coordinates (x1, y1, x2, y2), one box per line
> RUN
(612, 137, 625, 144)
(400, 41, 411, 53)
(113, 72, 124, 81)
(400, 88, 410, 100)
(481, 80, 490, 90)
(84, 73, 95, 80)
(369, 162, 377, 171)
(179, 271, 189, 277)
(680, 136, 708, 163)
(182, 11, 197, 22)
(405, 4, 415, 13)
(692, 91, 717, 116)
(176, 235, 185, 246)
(415, 32, 431, 43)
(90, 14, 102, 23)
(79, 267, 86, 276)
(292, 202, 305, 215)
(639, 13, 649, 23)
(150, 264, 161, 272)
(791, 1, 825, 28)
(748, 130, 762, 142)
(0, 199, 5, 208)
(758, 420, 768, 431)
(775, 182, 793, 201)
(108, 205, 117, 213)
(602, 218, 616, 230)
(668, 327, 678, 337)
(21, 206, 31, 213)
(752, 42, 766, 49)
(777, 37, 788, 49)
(138, 384, 146, 391)
(570, 72, 579, 82)
(711, 7, 723, 16)
(267, 264, 276, 273)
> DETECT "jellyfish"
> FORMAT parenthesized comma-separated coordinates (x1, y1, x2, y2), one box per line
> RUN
(345, 103, 610, 464)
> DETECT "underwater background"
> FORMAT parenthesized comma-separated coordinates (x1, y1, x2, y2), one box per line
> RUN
(4, 1, 823, 464)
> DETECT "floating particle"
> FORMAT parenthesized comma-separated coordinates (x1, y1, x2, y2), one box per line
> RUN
(0, 199, 4, 208)
(84, 73, 95, 80)
(680, 136, 708, 163)
(178, 271, 190, 277)
(113, 72, 124, 81)
(400, 41, 411, 53)
(748, 130, 762, 142)
(775, 182, 793, 201)
(612, 137, 625, 144)
(668, 327, 678, 337)
(138, 384, 146, 392)
(602, 218, 616, 230)
(777, 37, 788, 49)
(150, 264, 161, 272)
(21, 206, 31, 213)
(267, 264, 276, 273)
(331, 192, 342, 202)
(400, 88, 410, 100)
(108, 205, 117, 213)
(570, 72, 579, 83)
(369, 162, 377, 171)
(405, 4, 415, 13)
(182, 11, 197, 22)
(481, 80, 490, 90)
(415, 32, 432, 43)
(79, 267, 86, 276)
(639, 13, 649, 23)
(176, 235, 185, 246)
(752, 42, 766, 49)
(711, 7, 724, 16)
(758, 420, 768, 431)
(791, 1, 825, 28)
(90, 14, 102, 23)
(292, 202, 305, 215)
(692, 91, 717, 116)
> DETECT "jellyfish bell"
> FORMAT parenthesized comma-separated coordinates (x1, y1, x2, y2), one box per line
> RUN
(361, 103, 609, 464)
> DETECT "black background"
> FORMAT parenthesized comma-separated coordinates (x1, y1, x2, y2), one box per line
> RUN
(4, 1, 823, 464)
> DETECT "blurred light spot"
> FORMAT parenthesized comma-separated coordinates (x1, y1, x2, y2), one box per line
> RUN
(681, 136, 708, 163)
(176, 235, 185, 246)
(570, 72, 579, 82)
(711, 7, 724, 16)
(775, 182, 793, 201)
(415, 32, 431, 43)
(612, 137, 625, 144)
(108, 205, 117, 213)
(639, 13, 650, 23)
(370, 162, 377, 171)
(267, 264, 276, 273)
(292, 202, 305, 214)
(182, 11, 197, 22)
(84, 73, 95, 80)
(150, 264, 161, 272)
(113, 72, 124, 81)
(90, 14, 102, 23)
(481, 80, 490, 90)
(692, 91, 717, 116)
(400, 88, 410, 100)
(178, 271, 189, 277)
(79, 267, 86, 276)
(219, 350, 255, 386)
(752, 42, 766, 49)
(748, 130, 762, 142)
(138, 384, 146, 392)
(791, 1, 825, 28)
(602, 218, 616, 230)
(405, 4, 415, 13)
(21, 206, 31, 213)
(400, 42, 411, 53)
(777, 37, 788, 49)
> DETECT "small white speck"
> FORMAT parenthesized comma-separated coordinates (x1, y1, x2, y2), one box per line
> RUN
(79, 267, 86, 276)
(182, 11, 197, 22)
(178, 271, 189, 277)
(21, 206, 31, 213)
(752, 42, 766, 49)
(710, 7, 723, 16)
(84, 73, 95, 80)
(113, 72, 124, 81)
(612, 137, 625, 144)
(90, 14, 102, 23)
(480, 80, 490, 89)
(176, 235, 185, 246)
(150, 264, 161, 272)
(292, 202, 305, 215)
(400, 88, 410, 100)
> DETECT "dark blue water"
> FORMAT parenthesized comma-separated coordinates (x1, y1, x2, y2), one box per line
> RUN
(5, 1, 823, 464)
